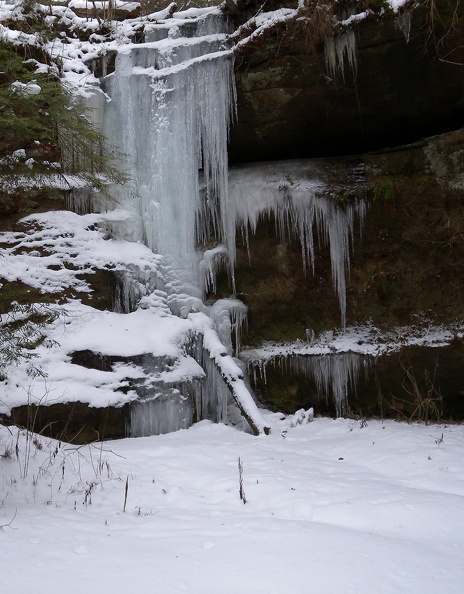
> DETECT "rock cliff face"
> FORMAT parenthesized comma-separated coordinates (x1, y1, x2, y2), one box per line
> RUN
(215, 1, 464, 419)
(221, 127, 464, 419)
(228, 0, 464, 163)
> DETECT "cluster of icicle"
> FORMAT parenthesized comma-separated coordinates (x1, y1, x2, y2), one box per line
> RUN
(101, 9, 367, 330)
(103, 248, 265, 435)
(324, 29, 357, 82)
(324, 5, 412, 81)
(92, 8, 371, 435)
(249, 352, 370, 418)
(323, 0, 360, 83)
(129, 386, 194, 436)
(128, 311, 269, 437)
(95, 10, 274, 436)
(111, 257, 248, 359)
(228, 163, 367, 328)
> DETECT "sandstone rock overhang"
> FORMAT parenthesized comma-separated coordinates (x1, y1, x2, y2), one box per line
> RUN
(227, 0, 464, 163)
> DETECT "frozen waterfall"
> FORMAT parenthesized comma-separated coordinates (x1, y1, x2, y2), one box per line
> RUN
(99, 8, 268, 436)
(103, 9, 236, 286)
(93, 8, 368, 435)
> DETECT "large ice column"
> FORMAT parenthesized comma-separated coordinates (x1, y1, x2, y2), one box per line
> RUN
(102, 11, 236, 289)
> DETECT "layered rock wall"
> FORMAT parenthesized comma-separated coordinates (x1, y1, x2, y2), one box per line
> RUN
(228, 0, 464, 162)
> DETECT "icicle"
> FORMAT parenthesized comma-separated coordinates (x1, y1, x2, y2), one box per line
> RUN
(305, 328, 316, 344)
(248, 352, 370, 418)
(309, 353, 364, 417)
(247, 357, 267, 386)
(97, 11, 271, 436)
(398, 12, 411, 43)
(190, 313, 271, 435)
(228, 162, 367, 328)
(129, 387, 194, 436)
(103, 14, 236, 292)
(113, 270, 148, 314)
(65, 188, 94, 215)
(127, 330, 246, 437)
(200, 245, 230, 296)
(189, 336, 231, 425)
(324, 29, 357, 82)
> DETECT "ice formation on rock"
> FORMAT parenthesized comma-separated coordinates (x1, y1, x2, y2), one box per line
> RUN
(325, 29, 357, 81)
(248, 352, 370, 418)
(210, 298, 248, 357)
(228, 161, 367, 327)
(93, 9, 366, 433)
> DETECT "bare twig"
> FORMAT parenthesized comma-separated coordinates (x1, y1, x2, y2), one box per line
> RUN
(0, 508, 18, 531)
(238, 457, 246, 504)
(123, 475, 129, 512)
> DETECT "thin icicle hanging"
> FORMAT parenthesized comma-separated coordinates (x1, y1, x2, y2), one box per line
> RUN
(398, 11, 412, 43)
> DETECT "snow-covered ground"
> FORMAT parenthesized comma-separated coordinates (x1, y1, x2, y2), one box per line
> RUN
(1, 416, 463, 593)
